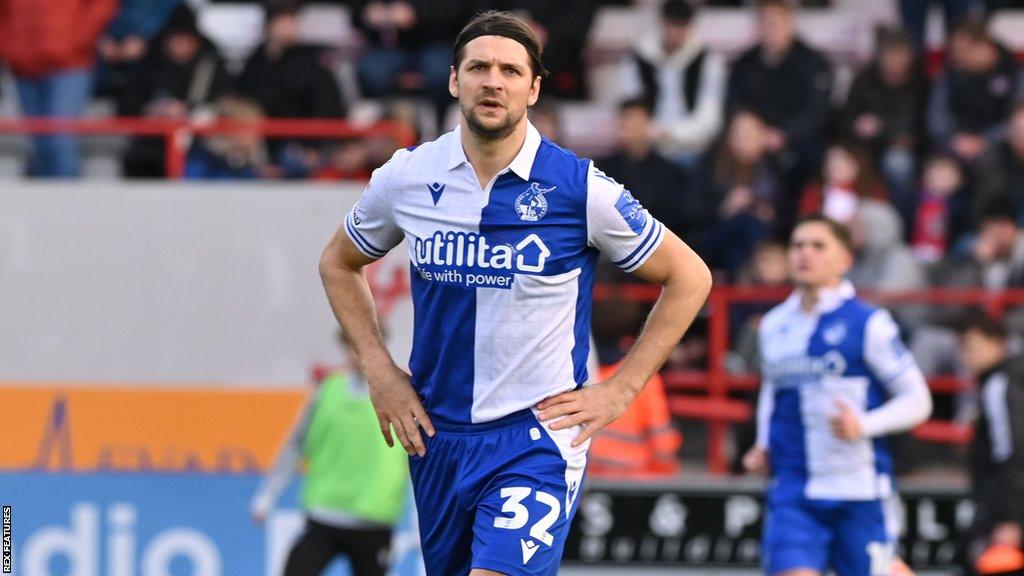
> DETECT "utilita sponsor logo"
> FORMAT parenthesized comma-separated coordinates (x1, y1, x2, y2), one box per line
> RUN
(413, 231, 551, 289)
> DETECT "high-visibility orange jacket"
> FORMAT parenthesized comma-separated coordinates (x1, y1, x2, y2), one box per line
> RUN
(588, 363, 682, 479)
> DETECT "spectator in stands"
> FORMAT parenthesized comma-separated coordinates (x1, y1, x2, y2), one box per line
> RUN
(850, 199, 929, 330)
(588, 362, 682, 479)
(700, 109, 784, 277)
(974, 104, 1024, 226)
(839, 28, 930, 231)
(184, 95, 267, 179)
(928, 20, 1022, 165)
(728, 240, 789, 372)
(119, 5, 234, 178)
(619, 0, 726, 163)
(96, 0, 184, 104)
(496, 0, 598, 100)
(970, 202, 1024, 289)
(352, 0, 477, 116)
(799, 141, 887, 225)
(913, 200, 1024, 376)
(313, 141, 373, 181)
(912, 152, 968, 262)
(725, 0, 833, 199)
(0, 0, 117, 177)
(597, 98, 706, 249)
(238, 1, 343, 178)
(727, 240, 788, 473)
(899, 0, 983, 51)
(849, 199, 927, 294)
(957, 313, 1024, 576)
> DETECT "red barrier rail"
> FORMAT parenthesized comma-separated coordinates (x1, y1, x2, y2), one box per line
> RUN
(0, 117, 417, 178)
(596, 284, 1024, 474)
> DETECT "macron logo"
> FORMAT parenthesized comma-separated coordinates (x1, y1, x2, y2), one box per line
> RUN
(427, 182, 445, 206)
(521, 539, 539, 564)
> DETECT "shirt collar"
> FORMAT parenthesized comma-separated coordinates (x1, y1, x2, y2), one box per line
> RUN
(446, 121, 542, 181)
(783, 279, 856, 315)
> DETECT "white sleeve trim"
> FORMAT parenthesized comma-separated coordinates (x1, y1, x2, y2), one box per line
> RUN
(342, 152, 405, 260)
(615, 218, 666, 273)
(585, 161, 667, 273)
(344, 210, 388, 259)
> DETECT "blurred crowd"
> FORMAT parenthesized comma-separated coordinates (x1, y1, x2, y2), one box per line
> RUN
(3, 0, 1024, 371)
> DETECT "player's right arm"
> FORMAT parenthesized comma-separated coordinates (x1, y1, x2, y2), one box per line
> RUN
(319, 158, 435, 457)
(320, 227, 434, 457)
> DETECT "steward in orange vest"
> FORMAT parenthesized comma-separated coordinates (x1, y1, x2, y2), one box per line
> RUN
(588, 363, 682, 478)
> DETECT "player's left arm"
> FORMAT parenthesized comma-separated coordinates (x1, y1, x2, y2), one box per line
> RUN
(605, 230, 712, 395)
(832, 309, 933, 441)
(538, 165, 711, 446)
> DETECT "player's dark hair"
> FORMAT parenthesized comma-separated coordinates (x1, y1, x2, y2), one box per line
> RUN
(662, 0, 695, 23)
(957, 312, 1007, 341)
(792, 214, 855, 254)
(452, 11, 549, 79)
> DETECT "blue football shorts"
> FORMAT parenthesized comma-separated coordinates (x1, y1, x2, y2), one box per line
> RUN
(409, 408, 589, 576)
(763, 491, 893, 576)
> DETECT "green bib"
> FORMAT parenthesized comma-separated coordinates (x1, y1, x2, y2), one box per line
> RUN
(301, 372, 408, 524)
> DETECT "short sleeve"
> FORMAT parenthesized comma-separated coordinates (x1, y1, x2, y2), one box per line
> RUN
(585, 161, 666, 273)
(344, 160, 404, 260)
(863, 309, 919, 385)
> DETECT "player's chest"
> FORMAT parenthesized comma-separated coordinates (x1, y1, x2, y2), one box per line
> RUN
(391, 172, 588, 251)
(762, 315, 865, 385)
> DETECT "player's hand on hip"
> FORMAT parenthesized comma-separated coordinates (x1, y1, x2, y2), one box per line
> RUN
(741, 445, 769, 476)
(536, 380, 635, 448)
(366, 364, 435, 456)
(830, 399, 864, 441)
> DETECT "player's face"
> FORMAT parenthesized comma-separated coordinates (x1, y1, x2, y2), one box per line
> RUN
(451, 35, 541, 141)
(788, 222, 853, 289)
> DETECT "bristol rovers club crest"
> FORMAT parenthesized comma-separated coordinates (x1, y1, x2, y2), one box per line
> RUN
(515, 182, 556, 222)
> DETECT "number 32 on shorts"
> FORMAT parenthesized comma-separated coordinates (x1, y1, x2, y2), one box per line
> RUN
(493, 487, 561, 546)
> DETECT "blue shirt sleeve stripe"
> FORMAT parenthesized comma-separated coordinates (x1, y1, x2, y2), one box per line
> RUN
(612, 218, 658, 266)
(345, 214, 385, 258)
(621, 223, 664, 272)
(345, 212, 387, 255)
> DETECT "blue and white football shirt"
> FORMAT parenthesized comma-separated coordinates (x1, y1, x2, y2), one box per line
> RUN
(344, 123, 666, 425)
(756, 281, 931, 501)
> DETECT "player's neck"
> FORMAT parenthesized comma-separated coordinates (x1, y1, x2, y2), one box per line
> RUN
(461, 120, 528, 190)
(796, 279, 842, 312)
